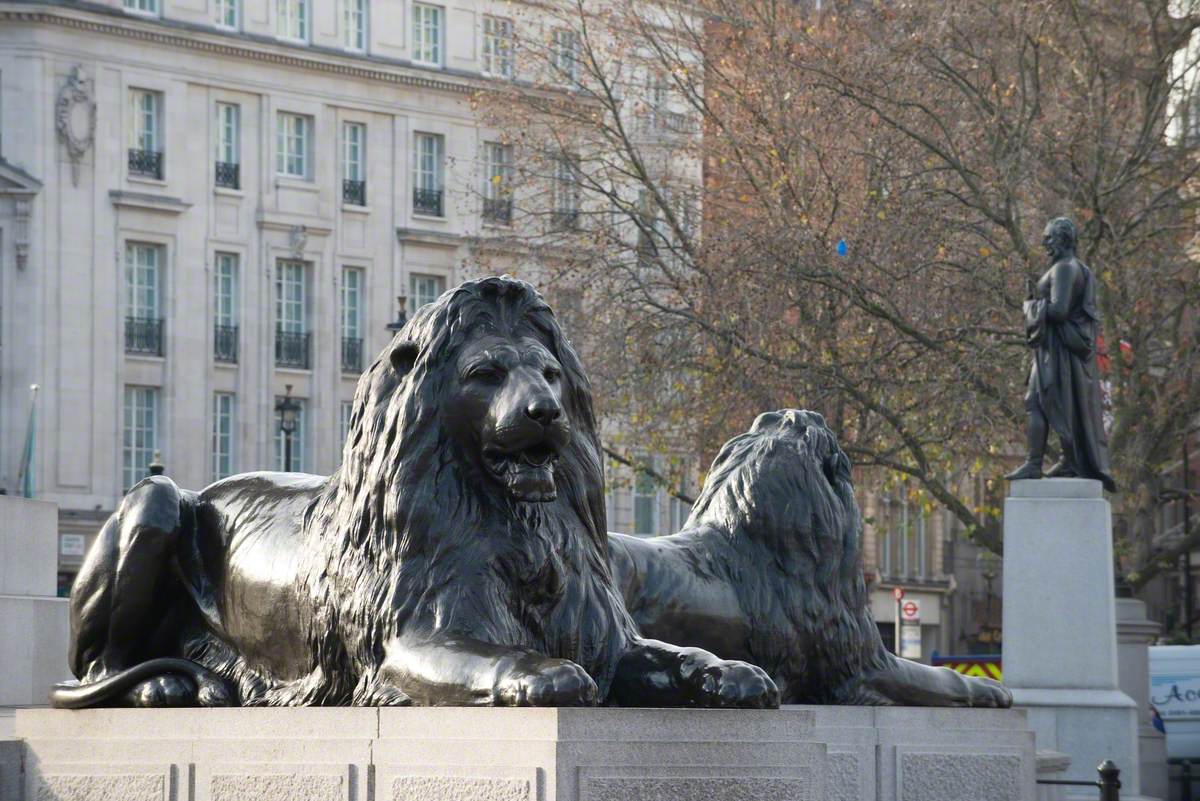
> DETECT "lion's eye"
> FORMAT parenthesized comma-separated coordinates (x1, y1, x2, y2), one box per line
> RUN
(543, 367, 561, 382)
(468, 365, 506, 383)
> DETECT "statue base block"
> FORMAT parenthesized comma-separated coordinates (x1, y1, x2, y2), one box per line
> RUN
(10, 705, 1036, 801)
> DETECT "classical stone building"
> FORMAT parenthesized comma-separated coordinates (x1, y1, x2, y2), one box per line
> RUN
(0, 0, 695, 591)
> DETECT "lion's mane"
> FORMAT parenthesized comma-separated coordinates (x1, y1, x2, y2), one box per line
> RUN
(292, 276, 635, 704)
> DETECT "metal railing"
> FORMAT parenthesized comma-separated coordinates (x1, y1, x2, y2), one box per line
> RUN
(483, 197, 512, 225)
(413, 187, 444, 216)
(343, 178, 366, 206)
(1037, 760, 1120, 801)
(128, 149, 164, 179)
(341, 336, 363, 373)
(275, 329, 311, 369)
(213, 324, 238, 363)
(125, 316, 164, 356)
(215, 161, 240, 189)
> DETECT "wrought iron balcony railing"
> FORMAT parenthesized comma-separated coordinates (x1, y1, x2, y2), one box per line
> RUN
(483, 197, 513, 225)
(343, 179, 367, 206)
(342, 336, 364, 373)
(214, 324, 238, 363)
(413, 187, 444, 217)
(128, 149, 164, 180)
(125, 316, 164, 356)
(275, 329, 311, 369)
(215, 161, 240, 190)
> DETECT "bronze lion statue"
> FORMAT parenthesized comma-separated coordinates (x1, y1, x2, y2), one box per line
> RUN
(608, 409, 1012, 707)
(52, 276, 778, 709)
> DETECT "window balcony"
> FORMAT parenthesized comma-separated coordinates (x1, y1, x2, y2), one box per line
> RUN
(413, 187, 444, 217)
(214, 324, 238, 363)
(215, 161, 240, 190)
(551, 209, 580, 231)
(341, 336, 363, 373)
(125, 316, 164, 356)
(483, 197, 512, 225)
(275, 329, 311, 369)
(343, 179, 367, 206)
(128, 149, 164, 180)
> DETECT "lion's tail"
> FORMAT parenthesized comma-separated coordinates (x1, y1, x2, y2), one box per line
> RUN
(50, 657, 232, 709)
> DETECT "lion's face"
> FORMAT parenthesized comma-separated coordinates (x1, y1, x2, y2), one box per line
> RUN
(445, 331, 573, 503)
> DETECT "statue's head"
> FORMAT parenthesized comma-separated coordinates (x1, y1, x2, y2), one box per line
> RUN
(1042, 217, 1077, 261)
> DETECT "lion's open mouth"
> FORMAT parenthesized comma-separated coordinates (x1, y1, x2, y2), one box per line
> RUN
(483, 442, 560, 502)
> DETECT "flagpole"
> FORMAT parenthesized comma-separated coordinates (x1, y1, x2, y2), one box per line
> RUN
(16, 384, 38, 498)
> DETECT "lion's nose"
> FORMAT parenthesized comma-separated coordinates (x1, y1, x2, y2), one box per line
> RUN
(526, 399, 562, 426)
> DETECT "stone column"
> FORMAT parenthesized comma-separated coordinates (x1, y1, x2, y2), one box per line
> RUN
(1116, 594, 1167, 800)
(1002, 478, 1142, 799)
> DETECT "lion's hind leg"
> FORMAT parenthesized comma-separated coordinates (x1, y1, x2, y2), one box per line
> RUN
(51, 658, 233, 708)
(855, 653, 1012, 708)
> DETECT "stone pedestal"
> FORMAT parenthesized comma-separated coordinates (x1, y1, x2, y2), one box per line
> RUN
(1003, 478, 1141, 799)
(0, 495, 70, 706)
(1117, 596, 1167, 800)
(11, 706, 1038, 801)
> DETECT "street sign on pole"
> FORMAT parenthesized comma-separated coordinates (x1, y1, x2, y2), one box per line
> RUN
(892, 587, 904, 601)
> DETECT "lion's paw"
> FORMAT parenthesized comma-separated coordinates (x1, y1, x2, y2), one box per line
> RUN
(125, 675, 196, 708)
(969, 677, 1013, 709)
(680, 655, 780, 709)
(495, 659, 598, 707)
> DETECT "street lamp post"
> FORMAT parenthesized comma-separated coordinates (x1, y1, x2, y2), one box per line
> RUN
(276, 384, 301, 472)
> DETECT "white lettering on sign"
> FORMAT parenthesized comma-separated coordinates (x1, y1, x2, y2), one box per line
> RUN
(901, 599, 921, 621)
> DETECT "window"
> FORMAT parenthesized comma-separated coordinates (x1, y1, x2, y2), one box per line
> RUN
(214, 252, 238, 362)
(212, 393, 236, 480)
(274, 396, 307, 471)
(876, 494, 932, 580)
(125, 243, 163, 355)
(216, 0, 238, 28)
(341, 267, 364, 372)
(482, 141, 513, 225)
(343, 122, 366, 205)
(124, 0, 158, 14)
(275, 260, 310, 368)
(123, 386, 159, 491)
(551, 28, 580, 84)
(339, 400, 354, 449)
(412, 3, 443, 67)
(278, 0, 308, 40)
(412, 132, 444, 216)
(482, 15, 513, 78)
(215, 103, 240, 189)
(128, 90, 163, 179)
(408, 273, 445, 314)
(552, 153, 580, 230)
(633, 455, 660, 536)
(276, 112, 312, 179)
(668, 466, 693, 532)
(344, 0, 367, 50)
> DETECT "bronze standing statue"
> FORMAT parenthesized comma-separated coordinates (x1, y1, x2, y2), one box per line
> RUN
(1005, 218, 1117, 492)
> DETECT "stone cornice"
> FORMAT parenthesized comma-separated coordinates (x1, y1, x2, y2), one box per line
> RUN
(109, 189, 190, 213)
(0, 0, 489, 96)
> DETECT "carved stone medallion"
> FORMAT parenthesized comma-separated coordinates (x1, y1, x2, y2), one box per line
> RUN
(55, 65, 96, 187)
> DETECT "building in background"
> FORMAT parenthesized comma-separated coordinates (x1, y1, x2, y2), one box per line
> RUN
(0, 0, 694, 592)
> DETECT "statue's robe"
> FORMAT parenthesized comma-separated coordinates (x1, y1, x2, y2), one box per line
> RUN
(1023, 256, 1117, 492)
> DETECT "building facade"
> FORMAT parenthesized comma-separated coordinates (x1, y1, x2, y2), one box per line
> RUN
(0, 0, 692, 591)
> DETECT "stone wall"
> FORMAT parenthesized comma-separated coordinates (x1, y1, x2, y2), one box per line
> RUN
(13, 705, 1037, 801)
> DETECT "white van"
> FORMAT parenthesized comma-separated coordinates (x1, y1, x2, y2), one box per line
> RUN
(1150, 645, 1200, 759)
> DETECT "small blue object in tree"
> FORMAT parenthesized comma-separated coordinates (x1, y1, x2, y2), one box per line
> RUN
(836, 239, 848, 257)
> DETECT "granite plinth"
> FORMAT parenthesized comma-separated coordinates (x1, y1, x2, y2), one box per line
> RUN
(0, 495, 70, 706)
(12, 705, 1038, 801)
(1002, 478, 1141, 799)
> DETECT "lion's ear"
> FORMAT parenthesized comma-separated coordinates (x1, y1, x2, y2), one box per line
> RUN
(389, 341, 419, 376)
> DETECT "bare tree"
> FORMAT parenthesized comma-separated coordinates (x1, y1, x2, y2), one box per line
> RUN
(476, 0, 1200, 589)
